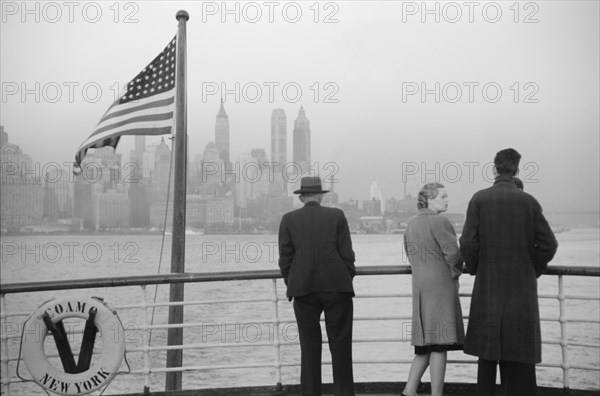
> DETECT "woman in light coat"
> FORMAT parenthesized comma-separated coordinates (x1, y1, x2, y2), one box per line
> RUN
(401, 182, 464, 396)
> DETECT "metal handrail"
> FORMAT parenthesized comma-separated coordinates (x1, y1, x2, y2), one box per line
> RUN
(1, 265, 599, 395)
(1, 265, 598, 293)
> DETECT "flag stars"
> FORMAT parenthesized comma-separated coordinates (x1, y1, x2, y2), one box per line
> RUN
(114, 36, 176, 104)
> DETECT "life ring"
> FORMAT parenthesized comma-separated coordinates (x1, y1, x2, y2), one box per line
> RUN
(22, 297, 125, 395)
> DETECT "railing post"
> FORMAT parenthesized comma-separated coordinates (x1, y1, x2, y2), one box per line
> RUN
(1, 294, 10, 396)
(558, 275, 570, 391)
(271, 279, 283, 391)
(141, 285, 151, 395)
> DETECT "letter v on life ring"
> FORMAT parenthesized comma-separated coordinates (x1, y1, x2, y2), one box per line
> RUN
(22, 297, 125, 395)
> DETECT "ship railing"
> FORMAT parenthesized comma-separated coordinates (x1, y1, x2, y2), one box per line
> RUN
(1, 265, 598, 395)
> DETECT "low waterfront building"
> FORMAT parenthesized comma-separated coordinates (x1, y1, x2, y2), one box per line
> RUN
(0, 181, 44, 232)
(363, 198, 382, 216)
(206, 196, 234, 225)
(0, 136, 44, 232)
(95, 190, 130, 229)
(43, 168, 73, 219)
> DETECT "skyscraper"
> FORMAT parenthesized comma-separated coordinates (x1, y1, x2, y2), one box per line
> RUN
(215, 100, 230, 165)
(135, 135, 145, 158)
(271, 109, 287, 195)
(153, 137, 172, 194)
(293, 105, 311, 175)
(367, 181, 383, 215)
(199, 142, 224, 196)
(131, 135, 146, 167)
(0, 125, 7, 147)
(271, 109, 287, 166)
(370, 181, 382, 200)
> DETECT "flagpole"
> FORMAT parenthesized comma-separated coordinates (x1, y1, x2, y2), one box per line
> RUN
(165, 9, 188, 391)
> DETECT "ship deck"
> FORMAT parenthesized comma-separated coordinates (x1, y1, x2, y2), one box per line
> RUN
(2, 266, 599, 395)
(114, 382, 598, 395)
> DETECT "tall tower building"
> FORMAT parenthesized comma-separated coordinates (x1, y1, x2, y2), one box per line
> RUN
(148, 138, 173, 227)
(271, 109, 287, 166)
(153, 137, 172, 188)
(236, 152, 254, 209)
(370, 181, 382, 201)
(215, 100, 230, 165)
(250, 148, 270, 197)
(199, 142, 224, 196)
(293, 105, 311, 175)
(271, 109, 287, 195)
(135, 135, 145, 157)
(131, 135, 145, 166)
(367, 181, 383, 215)
(0, 125, 7, 147)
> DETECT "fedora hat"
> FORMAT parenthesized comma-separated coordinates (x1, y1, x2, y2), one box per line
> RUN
(293, 176, 329, 194)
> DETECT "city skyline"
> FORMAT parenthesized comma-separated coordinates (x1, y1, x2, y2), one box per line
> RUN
(1, 2, 598, 213)
(0, 92, 595, 209)
(0, 120, 427, 233)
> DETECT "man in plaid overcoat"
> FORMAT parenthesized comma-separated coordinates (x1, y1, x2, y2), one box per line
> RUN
(460, 148, 558, 396)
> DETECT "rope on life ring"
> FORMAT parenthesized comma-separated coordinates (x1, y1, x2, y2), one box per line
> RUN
(21, 297, 125, 395)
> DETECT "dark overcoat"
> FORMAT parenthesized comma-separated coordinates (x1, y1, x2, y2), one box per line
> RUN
(404, 209, 465, 346)
(460, 176, 558, 363)
(278, 201, 356, 298)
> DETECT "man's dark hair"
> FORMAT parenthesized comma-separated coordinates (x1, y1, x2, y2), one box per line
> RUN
(494, 148, 521, 176)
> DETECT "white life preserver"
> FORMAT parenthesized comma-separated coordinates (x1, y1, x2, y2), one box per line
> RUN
(22, 297, 125, 395)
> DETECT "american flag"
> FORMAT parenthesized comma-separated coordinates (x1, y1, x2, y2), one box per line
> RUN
(74, 36, 177, 171)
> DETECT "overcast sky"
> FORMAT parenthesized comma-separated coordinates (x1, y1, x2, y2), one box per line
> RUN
(1, 1, 599, 213)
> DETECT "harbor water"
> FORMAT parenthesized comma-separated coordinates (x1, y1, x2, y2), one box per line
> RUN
(1, 226, 599, 394)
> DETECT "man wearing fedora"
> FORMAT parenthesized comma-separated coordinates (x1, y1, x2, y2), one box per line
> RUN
(278, 176, 356, 396)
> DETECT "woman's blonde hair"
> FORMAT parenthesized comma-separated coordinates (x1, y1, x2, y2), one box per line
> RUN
(417, 182, 445, 209)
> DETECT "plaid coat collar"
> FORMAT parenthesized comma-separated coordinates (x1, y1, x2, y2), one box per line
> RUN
(493, 175, 517, 186)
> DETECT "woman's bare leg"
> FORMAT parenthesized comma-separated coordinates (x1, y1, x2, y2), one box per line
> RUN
(402, 353, 430, 395)
(429, 351, 447, 396)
